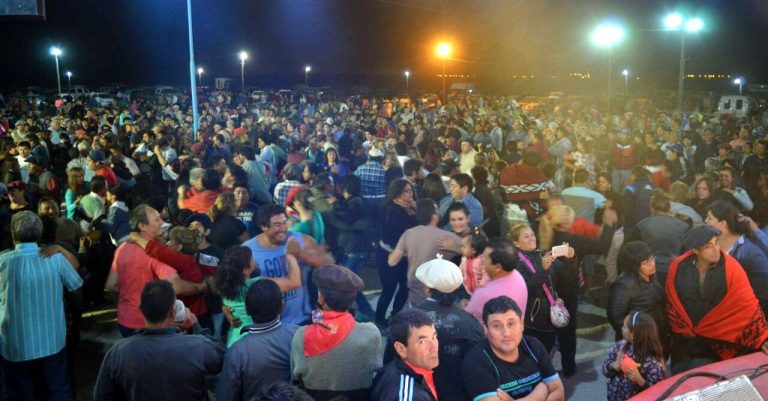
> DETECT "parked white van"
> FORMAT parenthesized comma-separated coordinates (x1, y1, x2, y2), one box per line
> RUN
(718, 95, 753, 118)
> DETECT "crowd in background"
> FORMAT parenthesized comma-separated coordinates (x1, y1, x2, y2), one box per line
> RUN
(2, 88, 768, 401)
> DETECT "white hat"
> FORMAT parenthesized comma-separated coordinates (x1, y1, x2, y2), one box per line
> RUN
(368, 147, 385, 158)
(415, 254, 464, 294)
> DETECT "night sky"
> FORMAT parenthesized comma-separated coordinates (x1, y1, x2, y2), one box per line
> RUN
(1, 0, 767, 92)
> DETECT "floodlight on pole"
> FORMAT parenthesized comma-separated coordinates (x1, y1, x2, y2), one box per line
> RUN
(734, 78, 743, 95)
(664, 13, 704, 112)
(685, 18, 703, 32)
(50, 46, 63, 95)
(664, 13, 683, 29)
(66, 71, 72, 90)
(435, 42, 453, 102)
(622, 69, 629, 94)
(404, 70, 410, 95)
(305, 65, 311, 86)
(590, 24, 625, 114)
(197, 67, 204, 84)
(239, 51, 248, 93)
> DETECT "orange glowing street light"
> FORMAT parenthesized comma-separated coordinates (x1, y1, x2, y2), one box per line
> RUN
(435, 42, 453, 59)
(435, 42, 453, 102)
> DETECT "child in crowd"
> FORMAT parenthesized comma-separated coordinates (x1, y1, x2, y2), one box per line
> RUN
(603, 311, 666, 401)
(215, 245, 301, 347)
(459, 229, 489, 296)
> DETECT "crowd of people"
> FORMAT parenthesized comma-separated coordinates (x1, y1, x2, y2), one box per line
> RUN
(1, 88, 768, 401)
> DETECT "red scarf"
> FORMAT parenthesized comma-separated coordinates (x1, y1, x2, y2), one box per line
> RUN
(303, 311, 356, 357)
(404, 361, 438, 401)
(666, 250, 768, 360)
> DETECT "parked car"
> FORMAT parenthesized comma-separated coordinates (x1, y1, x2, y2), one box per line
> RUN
(90, 92, 116, 107)
(59, 85, 90, 99)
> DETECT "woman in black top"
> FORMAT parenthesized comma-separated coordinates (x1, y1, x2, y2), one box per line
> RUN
(510, 223, 576, 352)
(607, 241, 667, 346)
(539, 204, 616, 377)
(375, 179, 418, 326)
(209, 192, 248, 250)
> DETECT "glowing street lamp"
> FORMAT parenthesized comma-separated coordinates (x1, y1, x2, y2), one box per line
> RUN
(622, 69, 629, 94)
(435, 42, 453, 102)
(404, 70, 410, 95)
(66, 71, 72, 90)
(591, 24, 625, 113)
(239, 51, 248, 93)
(50, 46, 63, 95)
(734, 78, 743, 95)
(197, 67, 204, 85)
(305, 65, 311, 86)
(664, 13, 704, 111)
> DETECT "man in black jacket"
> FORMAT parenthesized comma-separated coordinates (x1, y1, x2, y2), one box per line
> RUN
(371, 308, 439, 401)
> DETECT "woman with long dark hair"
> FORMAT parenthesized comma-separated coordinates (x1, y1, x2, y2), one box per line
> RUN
(421, 173, 447, 203)
(322, 147, 348, 179)
(375, 179, 418, 327)
(215, 246, 301, 347)
(64, 167, 87, 219)
(209, 191, 249, 250)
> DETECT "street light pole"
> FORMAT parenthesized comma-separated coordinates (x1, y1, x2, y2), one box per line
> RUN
(607, 49, 613, 114)
(50, 47, 62, 95)
(405, 70, 410, 95)
(622, 69, 629, 94)
(305, 65, 311, 86)
(66, 71, 72, 90)
(435, 42, 452, 104)
(665, 14, 702, 112)
(676, 32, 686, 111)
(197, 67, 204, 86)
(239, 51, 248, 94)
(734, 78, 743, 95)
(591, 24, 625, 116)
(442, 59, 446, 103)
(186, 0, 200, 140)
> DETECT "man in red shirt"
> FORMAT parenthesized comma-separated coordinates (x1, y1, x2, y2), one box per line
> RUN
(87, 150, 118, 187)
(105, 204, 206, 337)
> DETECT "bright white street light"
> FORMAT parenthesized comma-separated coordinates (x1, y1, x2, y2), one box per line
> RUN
(734, 78, 744, 95)
(50, 46, 63, 94)
(304, 65, 311, 86)
(664, 13, 683, 29)
(66, 71, 72, 90)
(685, 18, 703, 32)
(238, 51, 248, 93)
(404, 70, 411, 95)
(591, 25, 625, 47)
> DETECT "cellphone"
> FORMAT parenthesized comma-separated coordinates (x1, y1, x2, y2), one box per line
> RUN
(173, 299, 186, 323)
(551, 244, 569, 258)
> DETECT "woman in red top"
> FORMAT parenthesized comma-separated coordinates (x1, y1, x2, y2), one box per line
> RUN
(128, 228, 211, 319)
